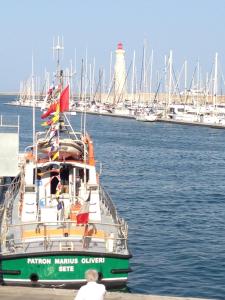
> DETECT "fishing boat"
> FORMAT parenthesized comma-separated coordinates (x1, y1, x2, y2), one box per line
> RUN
(0, 45, 132, 289)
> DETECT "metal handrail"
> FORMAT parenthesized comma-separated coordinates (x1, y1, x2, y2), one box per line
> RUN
(1, 219, 129, 256)
(0, 233, 128, 256)
(6, 220, 123, 229)
(0, 176, 21, 251)
(3, 176, 21, 212)
(99, 185, 119, 223)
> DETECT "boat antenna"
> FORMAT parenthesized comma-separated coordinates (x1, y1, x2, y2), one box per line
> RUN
(53, 36, 64, 81)
(52, 36, 64, 158)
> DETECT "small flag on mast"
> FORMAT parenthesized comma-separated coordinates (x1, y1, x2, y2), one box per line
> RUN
(41, 102, 58, 119)
(60, 85, 69, 112)
(41, 85, 69, 119)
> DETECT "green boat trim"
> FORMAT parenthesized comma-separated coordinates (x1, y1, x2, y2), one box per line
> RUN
(1, 251, 131, 289)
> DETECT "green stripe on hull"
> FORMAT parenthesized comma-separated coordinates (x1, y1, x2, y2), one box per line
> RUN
(2, 254, 130, 283)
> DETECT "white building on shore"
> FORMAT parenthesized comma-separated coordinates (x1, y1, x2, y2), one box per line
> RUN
(114, 42, 127, 104)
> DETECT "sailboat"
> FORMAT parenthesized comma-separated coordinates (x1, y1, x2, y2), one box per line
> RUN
(0, 42, 132, 289)
(136, 108, 157, 122)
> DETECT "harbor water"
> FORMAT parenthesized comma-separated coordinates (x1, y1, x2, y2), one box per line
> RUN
(1, 96, 225, 299)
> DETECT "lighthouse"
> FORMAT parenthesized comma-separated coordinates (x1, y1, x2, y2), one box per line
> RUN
(114, 42, 127, 102)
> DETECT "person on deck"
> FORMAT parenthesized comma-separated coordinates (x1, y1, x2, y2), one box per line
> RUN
(83, 224, 97, 249)
(74, 269, 106, 300)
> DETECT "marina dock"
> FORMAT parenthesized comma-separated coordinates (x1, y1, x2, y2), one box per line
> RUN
(0, 286, 209, 300)
(157, 118, 225, 129)
(82, 111, 225, 130)
(5, 100, 225, 129)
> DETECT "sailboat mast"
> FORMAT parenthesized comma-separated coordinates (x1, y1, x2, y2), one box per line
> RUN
(83, 49, 88, 135)
(184, 60, 187, 104)
(89, 63, 92, 102)
(92, 57, 95, 101)
(213, 52, 218, 109)
(32, 53, 35, 147)
(80, 59, 84, 132)
(53, 36, 64, 85)
(143, 41, 146, 94)
(131, 50, 136, 105)
(70, 59, 73, 107)
(138, 45, 145, 106)
(168, 50, 173, 109)
(109, 51, 113, 92)
(149, 49, 154, 103)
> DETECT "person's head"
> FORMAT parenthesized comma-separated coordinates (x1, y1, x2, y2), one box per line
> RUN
(85, 269, 98, 282)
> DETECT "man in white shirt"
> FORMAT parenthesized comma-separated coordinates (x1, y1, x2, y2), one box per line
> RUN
(75, 269, 106, 300)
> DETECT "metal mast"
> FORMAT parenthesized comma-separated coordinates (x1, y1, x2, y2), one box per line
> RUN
(31, 53, 35, 147)
(168, 50, 173, 109)
(53, 36, 64, 85)
(213, 52, 218, 109)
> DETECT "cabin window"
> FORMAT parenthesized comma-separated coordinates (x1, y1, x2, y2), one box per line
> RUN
(60, 166, 69, 185)
(50, 168, 59, 194)
(25, 186, 35, 192)
(60, 166, 70, 193)
(51, 176, 59, 194)
(37, 168, 41, 180)
(79, 168, 84, 181)
(78, 168, 89, 182)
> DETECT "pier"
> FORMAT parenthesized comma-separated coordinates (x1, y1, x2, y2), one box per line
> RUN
(76, 110, 225, 130)
(157, 118, 225, 129)
(4, 100, 225, 130)
(0, 286, 208, 300)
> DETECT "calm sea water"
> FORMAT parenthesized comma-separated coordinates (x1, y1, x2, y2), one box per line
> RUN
(1, 95, 225, 299)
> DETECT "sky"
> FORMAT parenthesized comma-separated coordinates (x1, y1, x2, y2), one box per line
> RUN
(0, 0, 225, 92)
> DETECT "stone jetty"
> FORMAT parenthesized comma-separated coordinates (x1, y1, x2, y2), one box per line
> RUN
(0, 286, 209, 300)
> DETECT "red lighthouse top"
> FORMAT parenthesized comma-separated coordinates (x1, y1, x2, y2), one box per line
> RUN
(117, 42, 123, 50)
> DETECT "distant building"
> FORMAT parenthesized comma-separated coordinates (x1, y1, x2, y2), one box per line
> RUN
(114, 42, 127, 103)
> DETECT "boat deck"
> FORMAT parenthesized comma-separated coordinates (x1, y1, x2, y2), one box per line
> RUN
(1, 185, 128, 256)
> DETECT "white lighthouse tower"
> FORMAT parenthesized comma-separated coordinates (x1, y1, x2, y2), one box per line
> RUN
(114, 42, 127, 102)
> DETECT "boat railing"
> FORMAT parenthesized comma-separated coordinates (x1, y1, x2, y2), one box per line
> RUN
(63, 112, 81, 140)
(99, 185, 118, 223)
(0, 219, 129, 256)
(36, 131, 84, 145)
(99, 185, 128, 244)
(2, 176, 21, 218)
(36, 120, 84, 143)
(0, 176, 21, 249)
(0, 115, 20, 133)
(0, 204, 4, 225)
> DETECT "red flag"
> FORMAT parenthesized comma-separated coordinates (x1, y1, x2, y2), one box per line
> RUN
(76, 201, 89, 225)
(41, 102, 58, 119)
(60, 85, 69, 112)
(76, 212, 89, 225)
